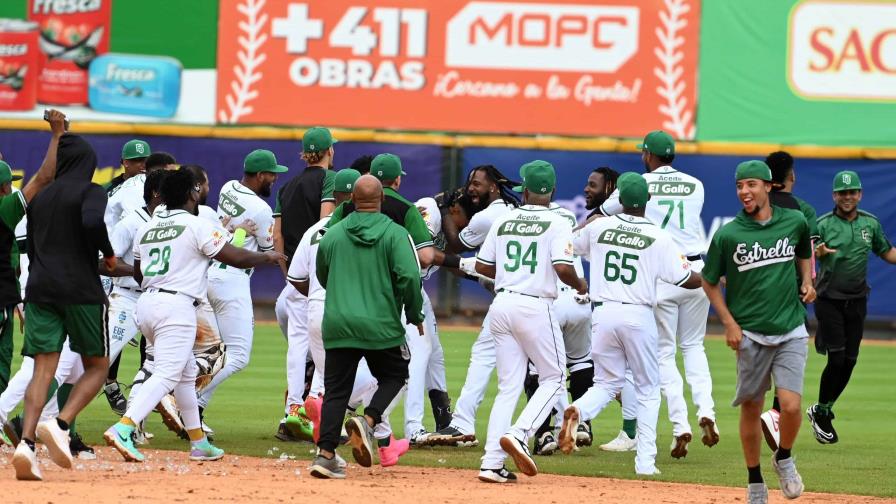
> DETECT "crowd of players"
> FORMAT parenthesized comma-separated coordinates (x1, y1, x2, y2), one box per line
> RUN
(0, 112, 893, 504)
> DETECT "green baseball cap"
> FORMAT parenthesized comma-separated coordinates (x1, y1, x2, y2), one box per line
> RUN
(121, 139, 151, 160)
(333, 168, 361, 193)
(735, 160, 773, 182)
(513, 160, 556, 195)
(244, 149, 288, 174)
(636, 130, 674, 157)
(618, 172, 649, 209)
(302, 127, 337, 153)
(833, 170, 862, 192)
(370, 153, 406, 180)
(0, 161, 22, 185)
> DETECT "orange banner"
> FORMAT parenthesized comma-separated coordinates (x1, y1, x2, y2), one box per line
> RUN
(216, 0, 700, 139)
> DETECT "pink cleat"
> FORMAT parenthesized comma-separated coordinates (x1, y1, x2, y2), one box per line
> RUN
(304, 394, 323, 443)
(378, 436, 410, 467)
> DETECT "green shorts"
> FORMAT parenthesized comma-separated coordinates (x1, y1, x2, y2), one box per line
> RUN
(22, 303, 108, 358)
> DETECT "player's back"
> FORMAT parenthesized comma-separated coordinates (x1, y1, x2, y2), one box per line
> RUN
(287, 216, 329, 300)
(643, 167, 705, 256)
(215, 180, 270, 253)
(575, 214, 691, 306)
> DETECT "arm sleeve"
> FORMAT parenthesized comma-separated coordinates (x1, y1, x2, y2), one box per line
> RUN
(0, 191, 26, 231)
(458, 210, 493, 249)
(315, 236, 330, 289)
(321, 171, 336, 202)
(475, 223, 498, 265)
(551, 221, 575, 265)
(404, 206, 435, 249)
(392, 231, 424, 325)
(254, 208, 276, 251)
(110, 219, 133, 258)
(794, 216, 812, 259)
(287, 233, 311, 282)
(872, 220, 893, 256)
(196, 219, 228, 258)
(701, 230, 725, 284)
(599, 188, 623, 216)
(656, 235, 692, 286)
(81, 186, 115, 258)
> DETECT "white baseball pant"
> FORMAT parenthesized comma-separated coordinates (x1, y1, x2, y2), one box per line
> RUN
(424, 294, 447, 393)
(200, 272, 254, 409)
(482, 292, 565, 469)
(0, 339, 84, 425)
(126, 292, 201, 432)
(283, 285, 310, 413)
(573, 302, 661, 475)
(447, 312, 495, 435)
(107, 287, 141, 363)
(404, 289, 439, 435)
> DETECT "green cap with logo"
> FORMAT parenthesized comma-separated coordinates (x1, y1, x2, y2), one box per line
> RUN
(244, 149, 289, 173)
(513, 160, 556, 195)
(333, 168, 361, 193)
(370, 153, 406, 180)
(636, 130, 674, 157)
(735, 160, 773, 182)
(0, 161, 23, 185)
(121, 139, 151, 160)
(302, 127, 337, 153)
(832, 170, 861, 192)
(618, 172, 649, 209)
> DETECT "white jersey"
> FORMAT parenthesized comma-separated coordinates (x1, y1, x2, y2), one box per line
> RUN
(573, 214, 691, 306)
(286, 216, 329, 301)
(459, 199, 514, 249)
(105, 173, 145, 231)
(416, 197, 441, 281)
(198, 204, 219, 224)
(209, 180, 275, 277)
(599, 166, 706, 256)
(478, 205, 575, 299)
(549, 203, 586, 286)
(110, 207, 152, 290)
(133, 209, 228, 300)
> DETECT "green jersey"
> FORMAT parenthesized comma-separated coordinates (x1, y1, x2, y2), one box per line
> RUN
(794, 195, 819, 241)
(326, 187, 433, 250)
(703, 206, 811, 335)
(0, 191, 26, 305)
(815, 209, 892, 300)
(317, 211, 424, 351)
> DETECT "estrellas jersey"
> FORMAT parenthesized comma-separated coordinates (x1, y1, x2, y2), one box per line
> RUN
(110, 207, 152, 290)
(477, 205, 575, 299)
(574, 214, 691, 306)
(600, 166, 706, 256)
(459, 199, 514, 250)
(105, 173, 145, 231)
(209, 180, 275, 276)
(287, 215, 329, 301)
(133, 209, 228, 301)
(549, 203, 585, 286)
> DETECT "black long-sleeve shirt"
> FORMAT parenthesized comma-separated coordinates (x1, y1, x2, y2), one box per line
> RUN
(25, 134, 113, 305)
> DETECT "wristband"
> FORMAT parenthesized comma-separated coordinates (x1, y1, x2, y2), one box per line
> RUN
(442, 254, 461, 269)
(231, 228, 247, 247)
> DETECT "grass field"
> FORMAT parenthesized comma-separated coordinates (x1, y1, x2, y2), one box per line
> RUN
(6, 324, 895, 497)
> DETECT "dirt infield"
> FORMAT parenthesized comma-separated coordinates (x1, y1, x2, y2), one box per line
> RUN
(2, 448, 891, 504)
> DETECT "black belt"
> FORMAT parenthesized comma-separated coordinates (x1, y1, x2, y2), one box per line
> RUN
(149, 288, 200, 307)
(592, 301, 642, 309)
(496, 288, 539, 299)
(119, 286, 143, 293)
(687, 255, 702, 261)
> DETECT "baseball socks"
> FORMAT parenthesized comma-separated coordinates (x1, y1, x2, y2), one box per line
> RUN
(622, 418, 637, 439)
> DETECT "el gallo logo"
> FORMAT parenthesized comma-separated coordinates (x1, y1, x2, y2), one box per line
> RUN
(788, 1, 896, 101)
(445, 2, 640, 72)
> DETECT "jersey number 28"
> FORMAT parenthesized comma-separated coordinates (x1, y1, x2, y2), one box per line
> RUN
(144, 246, 172, 277)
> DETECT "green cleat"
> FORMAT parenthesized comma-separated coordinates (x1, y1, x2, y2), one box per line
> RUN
(284, 404, 314, 442)
(104, 423, 145, 462)
(190, 437, 225, 461)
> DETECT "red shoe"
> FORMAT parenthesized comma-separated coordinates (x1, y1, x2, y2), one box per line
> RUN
(305, 394, 323, 443)
(378, 436, 409, 467)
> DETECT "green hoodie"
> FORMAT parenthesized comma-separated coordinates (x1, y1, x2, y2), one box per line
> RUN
(317, 211, 424, 350)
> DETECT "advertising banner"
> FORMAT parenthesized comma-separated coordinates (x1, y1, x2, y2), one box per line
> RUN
(460, 147, 896, 319)
(698, 0, 896, 146)
(216, 0, 701, 139)
(0, 130, 444, 302)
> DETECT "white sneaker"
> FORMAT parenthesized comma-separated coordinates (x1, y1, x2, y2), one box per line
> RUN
(36, 419, 73, 469)
(156, 394, 186, 436)
(772, 453, 804, 499)
(408, 428, 430, 446)
(636, 466, 662, 476)
(13, 442, 42, 481)
(760, 409, 780, 452)
(747, 483, 768, 504)
(599, 430, 637, 452)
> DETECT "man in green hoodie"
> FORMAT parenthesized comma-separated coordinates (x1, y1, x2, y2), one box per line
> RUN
(309, 175, 424, 480)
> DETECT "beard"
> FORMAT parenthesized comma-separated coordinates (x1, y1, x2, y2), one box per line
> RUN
(586, 193, 608, 210)
(259, 184, 272, 198)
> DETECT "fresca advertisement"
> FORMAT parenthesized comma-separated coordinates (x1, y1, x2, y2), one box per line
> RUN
(88, 53, 182, 117)
(0, 19, 39, 111)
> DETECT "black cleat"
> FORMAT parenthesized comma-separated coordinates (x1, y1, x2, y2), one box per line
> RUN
(807, 405, 838, 444)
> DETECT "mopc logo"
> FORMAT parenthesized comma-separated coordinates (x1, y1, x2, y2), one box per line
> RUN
(445, 2, 640, 72)
(789, 1, 896, 101)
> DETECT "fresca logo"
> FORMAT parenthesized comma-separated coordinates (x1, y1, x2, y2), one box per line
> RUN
(32, 0, 102, 15)
(648, 181, 695, 196)
(788, 1, 896, 101)
(105, 63, 156, 83)
(445, 2, 639, 72)
(732, 238, 796, 272)
(0, 45, 27, 57)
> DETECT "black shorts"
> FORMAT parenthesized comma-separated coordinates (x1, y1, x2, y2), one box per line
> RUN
(814, 296, 866, 358)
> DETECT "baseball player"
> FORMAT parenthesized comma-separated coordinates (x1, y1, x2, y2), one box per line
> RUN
(104, 168, 284, 463)
(199, 150, 286, 433)
(596, 131, 717, 458)
(807, 171, 895, 445)
(425, 165, 519, 447)
(701, 161, 814, 504)
(475, 160, 585, 483)
(558, 172, 702, 477)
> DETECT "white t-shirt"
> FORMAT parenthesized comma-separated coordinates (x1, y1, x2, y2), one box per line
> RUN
(416, 197, 442, 281)
(459, 199, 514, 250)
(573, 214, 691, 306)
(133, 209, 227, 300)
(477, 205, 575, 299)
(599, 166, 706, 256)
(209, 180, 275, 277)
(110, 207, 152, 290)
(549, 203, 585, 285)
(105, 173, 145, 231)
(286, 215, 329, 301)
